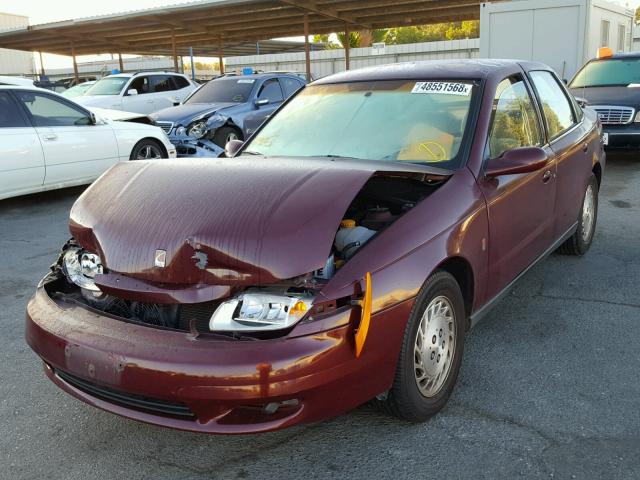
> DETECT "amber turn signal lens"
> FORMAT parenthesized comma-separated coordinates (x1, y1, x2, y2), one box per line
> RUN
(290, 300, 308, 316)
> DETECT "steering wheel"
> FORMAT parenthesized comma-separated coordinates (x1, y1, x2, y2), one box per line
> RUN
(418, 141, 448, 161)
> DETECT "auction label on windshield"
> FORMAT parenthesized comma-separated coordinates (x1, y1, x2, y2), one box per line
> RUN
(412, 82, 472, 96)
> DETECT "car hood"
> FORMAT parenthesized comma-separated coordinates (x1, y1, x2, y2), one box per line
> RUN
(150, 102, 236, 125)
(569, 85, 640, 107)
(74, 95, 119, 107)
(69, 157, 450, 288)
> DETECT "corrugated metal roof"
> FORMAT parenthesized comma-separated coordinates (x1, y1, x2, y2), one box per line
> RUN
(0, 0, 491, 57)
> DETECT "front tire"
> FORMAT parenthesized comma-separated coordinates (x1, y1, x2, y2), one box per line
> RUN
(130, 139, 165, 160)
(213, 126, 242, 148)
(376, 271, 466, 422)
(558, 173, 599, 256)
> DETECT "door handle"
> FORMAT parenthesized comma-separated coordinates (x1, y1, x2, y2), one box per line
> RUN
(42, 133, 57, 141)
(146, 100, 154, 104)
(542, 170, 553, 183)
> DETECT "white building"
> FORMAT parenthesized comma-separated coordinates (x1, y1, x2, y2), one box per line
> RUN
(0, 13, 34, 75)
(480, 0, 635, 80)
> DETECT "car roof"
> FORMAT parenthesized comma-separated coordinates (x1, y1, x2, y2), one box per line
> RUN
(313, 59, 552, 85)
(590, 51, 640, 60)
(104, 72, 187, 78)
(215, 72, 304, 81)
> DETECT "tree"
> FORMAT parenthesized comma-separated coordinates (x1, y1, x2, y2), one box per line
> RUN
(636, 6, 640, 24)
(312, 22, 480, 50)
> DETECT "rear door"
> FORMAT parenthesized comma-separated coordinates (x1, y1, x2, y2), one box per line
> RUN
(14, 90, 119, 187)
(478, 74, 557, 300)
(171, 75, 195, 103)
(0, 91, 45, 199)
(528, 70, 594, 238)
(148, 75, 181, 111)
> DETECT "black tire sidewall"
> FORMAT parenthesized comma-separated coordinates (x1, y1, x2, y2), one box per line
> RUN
(395, 271, 466, 420)
(213, 126, 241, 148)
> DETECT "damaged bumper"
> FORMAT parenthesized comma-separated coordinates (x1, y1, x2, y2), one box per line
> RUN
(25, 285, 409, 434)
(169, 135, 224, 158)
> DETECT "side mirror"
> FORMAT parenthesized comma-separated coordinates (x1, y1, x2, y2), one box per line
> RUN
(254, 98, 269, 107)
(127, 88, 138, 96)
(225, 139, 244, 158)
(485, 147, 549, 177)
(89, 112, 97, 125)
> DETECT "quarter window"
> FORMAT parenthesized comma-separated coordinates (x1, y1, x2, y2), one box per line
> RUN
(15, 91, 91, 127)
(530, 71, 576, 140)
(0, 92, 28, 127)
(488, 77, 543, 159)
(258, 79, 284, 103)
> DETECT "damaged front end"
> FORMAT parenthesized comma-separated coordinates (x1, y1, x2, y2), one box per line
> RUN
(166, 114, 233, 158)
(45, 158, 449, 342)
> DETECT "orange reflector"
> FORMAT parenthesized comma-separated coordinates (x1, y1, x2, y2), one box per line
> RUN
(354, 272, 372, 358)
(290, 300, 308, 316)
(597, 47, 613, 59)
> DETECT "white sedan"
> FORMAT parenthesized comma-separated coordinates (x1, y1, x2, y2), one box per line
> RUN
(0, 86, 176, 201)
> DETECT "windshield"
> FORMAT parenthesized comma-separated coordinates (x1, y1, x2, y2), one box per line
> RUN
(244, 80, 476, 168)
(85, 77, 129, 96)
(570, 58, 640, 88)
(185, 78, 256, 104)
(61, 84, 93, 98)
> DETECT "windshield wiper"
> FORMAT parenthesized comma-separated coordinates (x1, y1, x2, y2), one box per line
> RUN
(242, 151, 263, 156)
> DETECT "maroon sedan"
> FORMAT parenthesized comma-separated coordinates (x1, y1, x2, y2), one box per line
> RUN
(26, 60, 604, 434)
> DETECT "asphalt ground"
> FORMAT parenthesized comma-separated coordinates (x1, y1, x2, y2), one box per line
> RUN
(1, 154, 639, 480)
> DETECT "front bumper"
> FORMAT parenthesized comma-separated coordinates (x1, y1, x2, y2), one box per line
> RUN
(26, 286, 410, 434)
(603, 123, 640, 150)
(169, 136, 224, 158)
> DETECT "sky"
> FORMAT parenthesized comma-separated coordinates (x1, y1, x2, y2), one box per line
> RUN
(3, 0, 640, 70)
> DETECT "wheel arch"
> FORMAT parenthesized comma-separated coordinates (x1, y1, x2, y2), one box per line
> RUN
(592, 161, 602, 189)
(130, 137, 168, 160)
(434, 256, 475, 322)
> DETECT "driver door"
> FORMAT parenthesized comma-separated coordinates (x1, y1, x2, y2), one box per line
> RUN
(478, 75, 557, 300)
(15, 91, 118, 187)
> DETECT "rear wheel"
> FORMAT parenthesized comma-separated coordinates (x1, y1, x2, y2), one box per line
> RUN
(213, 126, 242, 148)
(130, 139, 165, 160)
(558, 173, 599, 256)
(375, 270, 466, 421)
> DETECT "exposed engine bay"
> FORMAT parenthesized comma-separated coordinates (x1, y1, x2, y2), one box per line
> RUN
(316, 173, 445, 279)
(45, 171, 446, 338)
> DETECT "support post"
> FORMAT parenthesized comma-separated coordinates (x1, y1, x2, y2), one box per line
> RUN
(304, 13, 311, 81)
(118, 53, 124, 72)
(344, 25, 351, 71)
(71, 44, 79, 82)
(38, 51, 45, 78)
(189, 46, 196, 81)
(218, 41, 224, 75)
(171, 31, 179, 72)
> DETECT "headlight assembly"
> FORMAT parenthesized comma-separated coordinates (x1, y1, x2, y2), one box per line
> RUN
(209, 288, 315, 332)
(62, 247, 103, 292)
(635, 111, 640, 123)
(187, 121, 208, 139)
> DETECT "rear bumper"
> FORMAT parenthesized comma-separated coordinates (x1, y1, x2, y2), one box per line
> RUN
(26, 287, 410, 434)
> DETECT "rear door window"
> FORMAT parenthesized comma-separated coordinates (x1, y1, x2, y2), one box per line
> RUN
(0, 92, 29, 127)
(173, 76, 191, 89)
(150, 75, 176, 93)
(530, 71, 576, 140)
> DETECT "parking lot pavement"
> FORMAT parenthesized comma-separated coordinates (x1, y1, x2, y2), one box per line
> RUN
(1, 155, 639, 480)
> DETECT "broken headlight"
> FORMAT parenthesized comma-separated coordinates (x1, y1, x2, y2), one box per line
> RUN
(209, 289, 315, 332)
(62, 247, 103, 292)
(187, 121, 207, 139)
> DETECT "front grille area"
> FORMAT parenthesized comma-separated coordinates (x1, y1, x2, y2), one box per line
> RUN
(593, 106, 635, 125)
(56, 369, 195, 418)
(156, 121, 174, 134)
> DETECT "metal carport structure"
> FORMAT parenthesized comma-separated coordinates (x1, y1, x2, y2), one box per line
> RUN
(0, 0, 493, 79)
